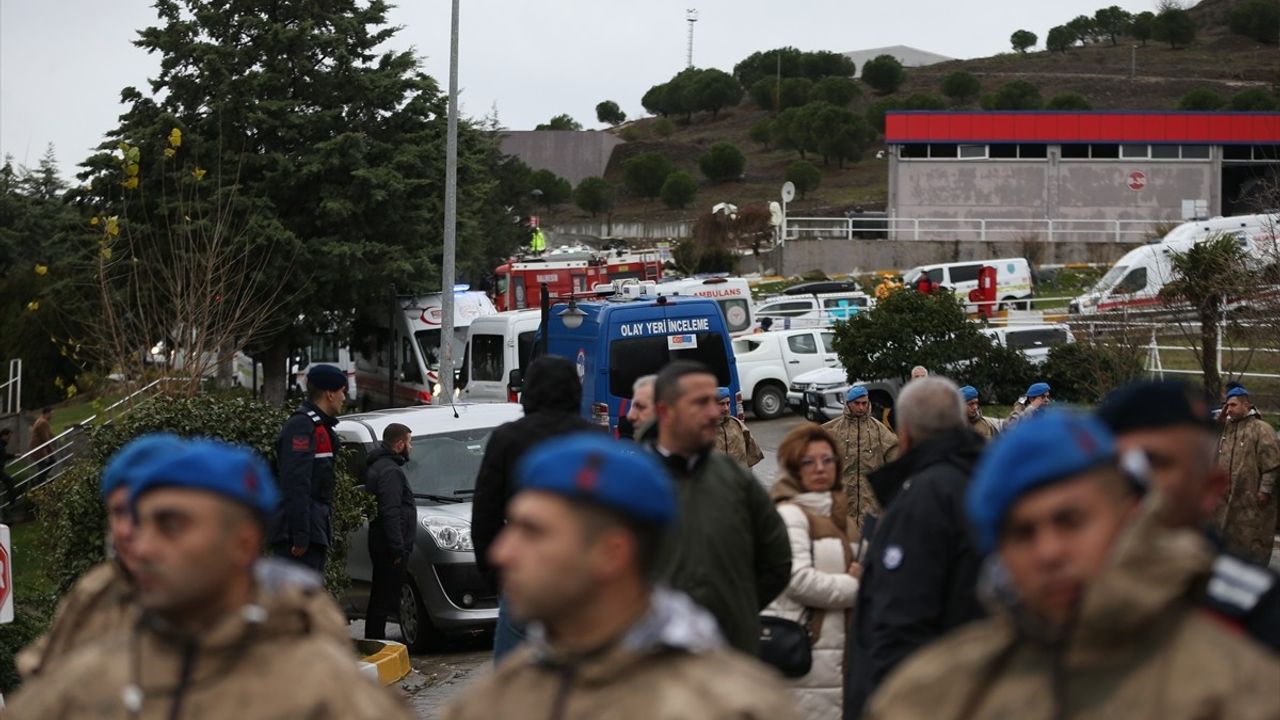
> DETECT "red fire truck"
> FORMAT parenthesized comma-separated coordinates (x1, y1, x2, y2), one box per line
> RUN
(492, 248, 665, 311)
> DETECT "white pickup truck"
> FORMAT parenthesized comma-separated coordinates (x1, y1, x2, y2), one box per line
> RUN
(732, 329, 839, 419)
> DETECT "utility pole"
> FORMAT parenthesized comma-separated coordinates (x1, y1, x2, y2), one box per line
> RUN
(1130, 45, 1137, 80)
(686, 9, 698, 68)
(775, 53, 781, 113)
(439, 0, 460, 406)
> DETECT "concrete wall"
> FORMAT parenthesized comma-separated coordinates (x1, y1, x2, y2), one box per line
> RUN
(499, 131, 624, 186)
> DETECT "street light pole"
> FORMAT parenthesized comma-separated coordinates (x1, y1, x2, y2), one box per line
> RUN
(438, 0, 460, 406)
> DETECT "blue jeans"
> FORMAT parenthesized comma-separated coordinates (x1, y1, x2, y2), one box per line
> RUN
(493, 595, 527, 664)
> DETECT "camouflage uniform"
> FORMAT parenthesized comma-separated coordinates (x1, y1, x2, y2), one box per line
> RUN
(715, 416, 764, 468)
(823, 410, 897, 530)
(1215, 413, 1280, 565)
(16, 560, 133, 680)
(969, 415, 1000, 443)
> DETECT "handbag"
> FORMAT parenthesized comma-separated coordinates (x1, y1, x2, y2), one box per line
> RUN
(758, 610, 813, 678)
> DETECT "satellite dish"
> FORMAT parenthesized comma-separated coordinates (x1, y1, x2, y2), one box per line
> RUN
(781, 181, 796, 203)
(769, 201, 782, 226)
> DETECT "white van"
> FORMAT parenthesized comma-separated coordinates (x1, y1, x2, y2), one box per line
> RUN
(653, 276, 755, 336)
(903, 258, 1033, 311)
(354, 288, 497, 408)
(980, 323, 1074, 365)
(753, 291, 873, 330)
(1070, 213, 1279, 315)
(459, 310, 541, 404)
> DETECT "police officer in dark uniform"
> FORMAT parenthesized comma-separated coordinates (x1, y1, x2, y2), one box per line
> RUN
(1099, 380, 1280, 654)
(271, 364, 347, 572)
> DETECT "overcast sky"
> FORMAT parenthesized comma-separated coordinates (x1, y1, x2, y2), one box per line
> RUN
(1, 0, 1158, 175)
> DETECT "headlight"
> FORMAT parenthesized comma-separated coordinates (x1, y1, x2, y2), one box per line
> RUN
(421, 515, 474, 552)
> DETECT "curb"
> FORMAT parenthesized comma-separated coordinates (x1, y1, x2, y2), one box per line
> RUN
(355, 639, 411, 686)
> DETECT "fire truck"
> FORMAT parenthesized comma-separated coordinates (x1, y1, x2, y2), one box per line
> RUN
(492, 247, 665, 312)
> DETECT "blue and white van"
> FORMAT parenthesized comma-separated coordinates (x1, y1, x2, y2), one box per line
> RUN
(538, 292, 741, 433)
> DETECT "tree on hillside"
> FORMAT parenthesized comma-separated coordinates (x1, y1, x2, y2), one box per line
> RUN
(749, 118, 774, 149)
(749, 77, 778, 111)
(660, 171, 698, 210)
(72, 0, 528, 404)
(1046, 93, 1093, 110)
(810, 105, 873, 168)
(1179, 88, 1224, 111)
(1010, 29, 1037, 53)
(733, 47, 805, 87)
(529, 169, 572, 211)
(865, 94, 942, 134)
(941, 71, 981, 105)
(536, 114, 583, 131)
(1153, 6, 1196, 49)
(772, 106, 813, 159)
(622, 152, 674, 200)
(779, 77, 815, 110)
(693, 69, 745, 118)
(861, 55, 905, 95)
(801, 51, 857, 80)
(642, 68, 702, 120)
(1130, 11, 1156, 45)
(595, 101, 626, 125)
(699, 143, 746, 183)
(1229, 0, 1280, 45)
(982, 80, 1043, 110)
(1093, 6, 1134, 45)
(1066, 15, 1098, 45)
(1230, 87, 1280, 111)
(1047, 25, 1076, 53)
(642, 83, 673, 117)
(810, 76, 862, 107)
(573, 177, 615, 217)
(785, 160, 821, 199)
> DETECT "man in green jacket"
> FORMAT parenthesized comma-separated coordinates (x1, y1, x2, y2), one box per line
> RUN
(638, 361, 792, 654)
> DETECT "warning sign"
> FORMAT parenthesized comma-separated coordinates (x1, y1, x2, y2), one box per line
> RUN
(1127, 171, 1147, 191)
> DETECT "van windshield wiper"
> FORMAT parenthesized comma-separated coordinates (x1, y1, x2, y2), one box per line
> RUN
(453, 489, 476, 496)
(416, 493, 464, 503)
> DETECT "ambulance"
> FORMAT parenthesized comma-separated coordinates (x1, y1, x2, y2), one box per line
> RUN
(652, 276, 755, 335)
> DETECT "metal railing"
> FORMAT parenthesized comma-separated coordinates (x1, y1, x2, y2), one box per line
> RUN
(1, 359, 20, 416)
(1, 379, 169, 509)
(782, 216, 1170, 244)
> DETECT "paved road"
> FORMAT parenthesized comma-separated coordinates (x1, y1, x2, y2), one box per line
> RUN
(395, 414, 805, 717)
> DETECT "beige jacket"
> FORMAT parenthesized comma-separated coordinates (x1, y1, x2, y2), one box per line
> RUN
(6, 560, 402, 719)
(968, 415, 999, 443)
(17, 560, 134, 680)
(444, 589, 797, 720)
(1215, 413, 1280, 565)
(716, 416, 764, 468)
(822, 410, 897, 528)
(866, 497, 1280, 720)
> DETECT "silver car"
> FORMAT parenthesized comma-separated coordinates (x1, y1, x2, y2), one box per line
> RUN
(335, 403, 523, 651)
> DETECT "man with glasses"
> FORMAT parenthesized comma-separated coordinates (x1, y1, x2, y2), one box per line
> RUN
(714, 387, 763, 469)
(270, 363, 347, 572)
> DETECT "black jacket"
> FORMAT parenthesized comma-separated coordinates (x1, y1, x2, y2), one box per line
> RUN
(845, 429, 986, 720)
(270, 401, 340, 549)
(365, 445, 416, 558)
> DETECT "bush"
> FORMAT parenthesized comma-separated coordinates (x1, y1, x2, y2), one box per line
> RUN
(749, 118, 774, 148)
(809, 76, 862, 107)
(955, 340, 1037, 406)
(529, 168, 572, 210)
(619, 125, 643, 142)
(1010, 29, 1037, 53)
(785, 160, 822, 199)
(1229, 0, 1280, 45)
(653, 117, 675, 138)
(595, 100, 626, 125)
(941, 70, 981, 105)
(534, 113, 582, 131)
(622, 151, 674, 199)
(861, 54, 905, 95)
(1130, 11, 1156, 45)
(1047, 25, 1076, 53)
(1041, 342, 1143, 404)
(1229, 87, 1279, 111)
(698, 143, 746, 183)
(1179, 88, 1225, 111)
(660, 171, 698, 209)
(28, 394, 373, 599)
(749, 77, 778, 110)
(573, 176, 615, 217)
(902, 93, 948, 111)
(1046, 92, 1093, 110)
(982, 80, 1043, 110)
(779, 77, 814, 110)
(1154, 7, 1195, 49)
(0, 604, 49, 692)
(692, 69, 745, 118)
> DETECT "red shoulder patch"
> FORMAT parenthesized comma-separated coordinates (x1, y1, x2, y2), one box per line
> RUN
(291, 435, 311, 452)
(313, 427, 334, 454)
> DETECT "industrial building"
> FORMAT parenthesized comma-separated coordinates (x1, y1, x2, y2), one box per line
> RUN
(884, 111, 1280, 243)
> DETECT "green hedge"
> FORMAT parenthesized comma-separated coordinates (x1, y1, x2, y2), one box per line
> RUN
(29, 394, 373, 600)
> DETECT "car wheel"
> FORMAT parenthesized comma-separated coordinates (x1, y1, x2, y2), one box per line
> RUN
(398, 576, 439, 653)
(753, 384, 786, 420)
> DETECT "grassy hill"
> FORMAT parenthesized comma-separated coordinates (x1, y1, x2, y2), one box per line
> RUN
(552, 0, 1278, 226)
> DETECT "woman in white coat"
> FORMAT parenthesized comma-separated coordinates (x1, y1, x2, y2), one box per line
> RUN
(762, 423, 862, 720)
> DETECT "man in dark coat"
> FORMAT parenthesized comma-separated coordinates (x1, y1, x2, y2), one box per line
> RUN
(471, 355, 594, 662)
(271, 364, 347, 572)
(845, 377, 986, 719)
(364, 422, 416, 640)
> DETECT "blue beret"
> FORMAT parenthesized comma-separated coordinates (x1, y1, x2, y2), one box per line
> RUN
(307, 364, 347, 392)
(102, 434, 186, 500)
(131, 439, 279, 516)
(516, 433, 676, 526)
(967, 410, 1115, 555)
(1226, 386, 1249, 399)
(1025, 382, 1051, 399)
(717, 387, 732, 401)
(846, 385, 868, 402)
(960, 385, 979, 402)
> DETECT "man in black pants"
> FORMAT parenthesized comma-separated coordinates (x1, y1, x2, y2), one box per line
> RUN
(364, 423, 416, 640)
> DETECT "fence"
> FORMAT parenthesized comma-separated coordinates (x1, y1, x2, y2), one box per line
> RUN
(783, 216, 1168, 244)
(1, 360, 20, 416)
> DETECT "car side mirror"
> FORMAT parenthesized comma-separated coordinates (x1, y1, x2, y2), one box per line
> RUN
(508, 368, 524, 394)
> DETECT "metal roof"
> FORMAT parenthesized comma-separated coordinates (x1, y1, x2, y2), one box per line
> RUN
(885, 111, 1280, 145)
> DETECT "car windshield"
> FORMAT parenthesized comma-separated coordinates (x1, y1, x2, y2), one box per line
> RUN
(1092, 264, 1128, 294)
(403, 427, 493, 496)
(416, 330, 441, 372)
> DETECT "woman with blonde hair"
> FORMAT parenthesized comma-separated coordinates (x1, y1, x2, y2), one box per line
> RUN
(761, 422, 862, 720)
